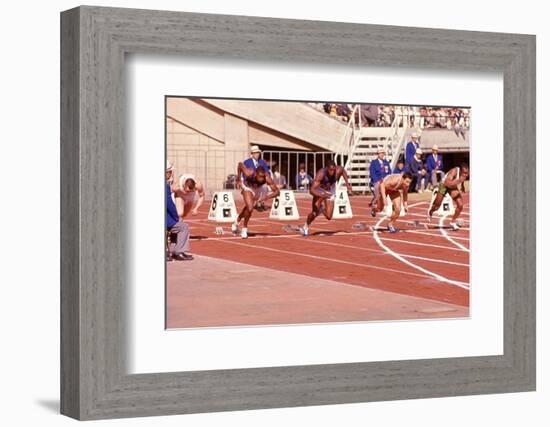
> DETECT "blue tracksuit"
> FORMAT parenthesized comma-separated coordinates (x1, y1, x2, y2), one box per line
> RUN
(426, 153, 443, 174)
(405, 140, 420, 162)
(393, 166, 404, 174)
(243, 157, 270, 173)
(166, 183, 179, 229)
(405, 156, 423, 175)
(369, 158, 391, 185)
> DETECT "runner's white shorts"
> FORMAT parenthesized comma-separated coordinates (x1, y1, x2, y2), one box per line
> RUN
(242, 183, 265, 202)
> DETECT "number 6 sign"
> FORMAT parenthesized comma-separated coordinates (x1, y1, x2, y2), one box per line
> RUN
(208, 191, 238, 222)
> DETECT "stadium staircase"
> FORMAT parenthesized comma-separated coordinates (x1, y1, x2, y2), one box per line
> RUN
(335, 105, 409, 193)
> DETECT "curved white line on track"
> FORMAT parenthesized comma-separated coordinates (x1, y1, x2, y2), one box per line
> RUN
(438, 215, 470, 252)
(372, 216, 470, 290)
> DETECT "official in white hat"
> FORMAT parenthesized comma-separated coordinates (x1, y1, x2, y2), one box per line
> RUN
(405, 131, 421, 162)
(369, 146, 391, 209)
(240, 145, 271, 213)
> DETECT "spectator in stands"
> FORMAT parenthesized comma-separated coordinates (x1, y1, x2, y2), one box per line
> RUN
(405, 148, 424, 192)
(358, 104, 379, 127)
(272, 164, 287, 189)
(243, 145, 270, 211)
(336, 103, 352, 122)
(166, 161, 193, 262)
(426, 144, 444, 188)
(368, 147, 391, 206)
(405, 131, 421, 163)
(296, 163, 313, 191)
(453, 108, 467, 139)
(393, 160, 405, 174)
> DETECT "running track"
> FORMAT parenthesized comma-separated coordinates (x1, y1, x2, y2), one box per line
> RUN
(167, 193, 470, 327)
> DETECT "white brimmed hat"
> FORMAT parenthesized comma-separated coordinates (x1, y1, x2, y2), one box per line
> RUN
(377, 147, 385, 154)
(250, 145, 261, 154)
(411, 132, 419, 138)
(432, 144, 439, 150)
(415, 148, 423, 155)
(166, 160, 174, 172)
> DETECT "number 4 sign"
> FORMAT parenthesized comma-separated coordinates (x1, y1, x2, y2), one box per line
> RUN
(208, 191, 238, 223)
(331, 190, 353, 219)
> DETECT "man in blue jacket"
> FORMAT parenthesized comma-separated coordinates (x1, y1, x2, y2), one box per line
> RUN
(243, 145, 270, 175)
(166, 161, 193, 261)
(368, 147, 391, 206)
(405, 148, 424, 192)
(425, 144, 444, 187)
(393, 160, 405, 174)
(405, 131, 421, 163)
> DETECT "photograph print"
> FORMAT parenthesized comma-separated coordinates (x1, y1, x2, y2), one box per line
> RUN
(165, 97, 470, 329)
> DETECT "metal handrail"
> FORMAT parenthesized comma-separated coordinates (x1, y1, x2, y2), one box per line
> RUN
(334, 105, 361, 168)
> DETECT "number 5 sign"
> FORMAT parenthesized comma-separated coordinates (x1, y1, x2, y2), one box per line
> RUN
(269, 190, 300, 220)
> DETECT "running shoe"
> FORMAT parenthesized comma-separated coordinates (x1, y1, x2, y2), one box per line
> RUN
(240, 228, 248, 239)
(231, 221, 239, 235)
(449, 222, 459, 231)
(388, 225, 399, 233)
(426, 212, 433, 223)
(371, 207, 376, 217)
(299, 225, 309, 237)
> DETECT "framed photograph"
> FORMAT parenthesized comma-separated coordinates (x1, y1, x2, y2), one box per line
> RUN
(61, 6, 536, 420)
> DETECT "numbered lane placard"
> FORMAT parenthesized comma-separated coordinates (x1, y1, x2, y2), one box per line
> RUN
(269, 190, 300, 220)
(332, 190, 353, 219)
(208, 191, 238, 223)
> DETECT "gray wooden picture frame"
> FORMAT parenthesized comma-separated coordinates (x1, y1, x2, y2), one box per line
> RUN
(60, 5, 536, 421)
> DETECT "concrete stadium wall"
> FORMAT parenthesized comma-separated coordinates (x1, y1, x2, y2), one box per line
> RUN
(166, 97, 350, 192)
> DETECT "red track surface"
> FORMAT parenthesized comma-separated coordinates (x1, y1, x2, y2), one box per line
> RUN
(183, 194, 470, 308)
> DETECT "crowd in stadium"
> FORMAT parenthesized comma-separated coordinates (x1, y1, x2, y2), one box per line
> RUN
(308, 103, 470, 135)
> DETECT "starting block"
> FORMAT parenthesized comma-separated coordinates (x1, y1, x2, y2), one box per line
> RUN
(352, 222, 370, 231)
(214, 226, 225, 235)
(429, 189, 456, 216)
(269, 190, 300, 221)
(208, 191, 238, 223)
(382, 195, 406, 217)
(282, 224, 302, 233)
(331, 190, 353, 219)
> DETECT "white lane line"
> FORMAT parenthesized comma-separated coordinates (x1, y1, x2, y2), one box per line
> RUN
(379, 237, 466, 252)
(396, 216, 470, 231)
(300, 238, 469, 267)
(438, 215, 470, 252)
(215, 238, 446, 282)
(406, 229, 470, 241)
(371, 216, 470, 289)
(407, 211, 470, 224)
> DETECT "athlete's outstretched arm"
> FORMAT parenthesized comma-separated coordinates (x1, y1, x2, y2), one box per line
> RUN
(402, 184, 409, 211)
(309, 170, 331, 198)
(191, 181, 206, 215)
(236, 162, 254, 190)
(237, 162, 254, 177)
(379, 180, 388, 205)
(264, 175, 281, 200)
